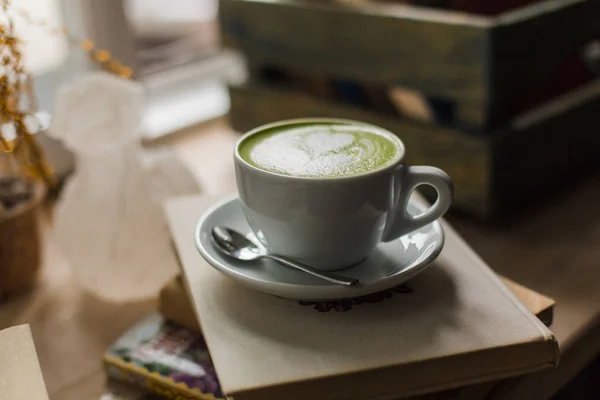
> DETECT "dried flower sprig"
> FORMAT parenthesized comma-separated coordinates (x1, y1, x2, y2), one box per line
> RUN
(11, 5, 134, 79)
(0, 0, 133, 187)
(0, 1, 54, 186)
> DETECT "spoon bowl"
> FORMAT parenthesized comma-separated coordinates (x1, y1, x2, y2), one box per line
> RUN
(212, 226, 265, 261)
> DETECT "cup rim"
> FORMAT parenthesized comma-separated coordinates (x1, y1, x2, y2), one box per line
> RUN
(234, 118, 406, 181)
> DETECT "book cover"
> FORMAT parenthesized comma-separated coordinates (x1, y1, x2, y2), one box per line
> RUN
(166, 194, 559, 400)
(103, 313, 224, 400)
(100, 387, 159, 400)
(100, 394, 156, 400)
(0, 324, 49, 400)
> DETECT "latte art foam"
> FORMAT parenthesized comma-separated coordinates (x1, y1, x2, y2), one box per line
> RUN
(239, 123, 401, 177)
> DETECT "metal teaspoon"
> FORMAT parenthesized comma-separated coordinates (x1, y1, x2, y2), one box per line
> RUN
(211, 226, 359, 287)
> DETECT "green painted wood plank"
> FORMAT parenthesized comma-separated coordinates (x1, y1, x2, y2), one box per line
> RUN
(220, 0, 489, 102)
(489, 0, 600, 124)
(220, 0, 598, 131)
(491, 80, 600, 214)
(228, 79, 600, 219)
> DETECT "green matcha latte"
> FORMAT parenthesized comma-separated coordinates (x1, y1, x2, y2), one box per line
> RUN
(238, 122, 402, 178)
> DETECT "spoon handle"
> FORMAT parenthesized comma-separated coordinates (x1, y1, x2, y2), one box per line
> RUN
(264, 254, 359, 286)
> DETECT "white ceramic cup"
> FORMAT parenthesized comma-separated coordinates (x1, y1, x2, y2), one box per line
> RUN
(234, 118, 453, 271)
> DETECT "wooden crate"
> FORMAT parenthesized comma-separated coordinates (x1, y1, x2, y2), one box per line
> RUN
(227, 80, 600, 219)
(220, 0, 600, 131)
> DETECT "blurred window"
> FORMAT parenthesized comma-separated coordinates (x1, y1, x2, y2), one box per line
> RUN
(10, 0, 69, 75)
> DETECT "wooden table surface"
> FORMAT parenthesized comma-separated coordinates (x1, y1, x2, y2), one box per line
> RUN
(1, 118, 600, 399)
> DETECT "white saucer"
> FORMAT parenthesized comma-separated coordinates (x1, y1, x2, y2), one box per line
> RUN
(194, 196, 444, 301)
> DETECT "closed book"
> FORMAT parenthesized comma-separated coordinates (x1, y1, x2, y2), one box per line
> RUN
(0, 324, 50, 400)
(497, 276, 554, 327)
(103, 313, 224, 400)
(159, 276, 201, 333)
(166, 194, 559, 400)
(100, 384, 160, 400)
(158, 273, 553, 334)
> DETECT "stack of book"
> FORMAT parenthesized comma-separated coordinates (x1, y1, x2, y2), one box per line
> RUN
(102, 195, 558, 400)
(104, 275, 555, 400)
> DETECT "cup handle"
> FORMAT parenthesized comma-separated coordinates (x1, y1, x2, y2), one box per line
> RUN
(382, 166, 454, 242)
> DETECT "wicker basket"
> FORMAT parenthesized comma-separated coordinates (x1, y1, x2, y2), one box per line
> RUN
(0, 178, 46, 297)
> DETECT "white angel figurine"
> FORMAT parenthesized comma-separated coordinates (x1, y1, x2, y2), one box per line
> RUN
(49, 72, 199, 301)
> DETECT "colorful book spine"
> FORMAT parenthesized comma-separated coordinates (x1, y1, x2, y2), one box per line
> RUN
(103, 313, 224, 400)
